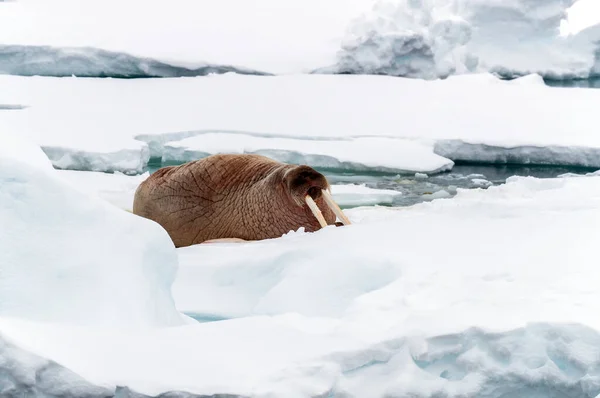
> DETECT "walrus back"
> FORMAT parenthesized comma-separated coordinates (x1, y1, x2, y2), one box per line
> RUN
(132, 155, 285, 247)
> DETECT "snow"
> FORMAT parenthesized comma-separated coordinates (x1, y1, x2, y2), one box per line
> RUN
(1, 0, 600, 79)
(2, 73, 600, 174)
(55, 170, 149, 212)
(2, 171, 600, 396)
(0, 131, 186, 330)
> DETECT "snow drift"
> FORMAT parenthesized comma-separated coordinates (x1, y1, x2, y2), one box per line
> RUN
(0, 131, 186, 329)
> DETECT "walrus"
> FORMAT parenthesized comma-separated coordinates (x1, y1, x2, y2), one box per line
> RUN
(132, 154, 351, 247)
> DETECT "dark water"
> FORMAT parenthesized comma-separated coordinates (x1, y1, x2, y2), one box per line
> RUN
(146, 158, 596, 208)
(544, 77, 600, 89)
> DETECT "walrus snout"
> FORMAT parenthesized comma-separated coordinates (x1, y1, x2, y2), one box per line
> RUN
(283, 165, 352, 228)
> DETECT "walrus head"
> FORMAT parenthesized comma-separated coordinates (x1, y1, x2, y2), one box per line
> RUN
(283, 165, 351, 228)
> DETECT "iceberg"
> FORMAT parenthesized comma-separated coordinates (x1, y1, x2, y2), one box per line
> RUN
(2, 73, 600, 174)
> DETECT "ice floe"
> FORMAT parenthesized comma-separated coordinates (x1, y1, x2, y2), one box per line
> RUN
(2, 73, 600, 174)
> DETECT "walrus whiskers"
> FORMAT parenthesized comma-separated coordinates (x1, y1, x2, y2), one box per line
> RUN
(321, 189, 352, 225)
(305, 195, 328, 228)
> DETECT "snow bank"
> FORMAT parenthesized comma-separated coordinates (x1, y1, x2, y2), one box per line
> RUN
(2, 73, 599, 173)
(1, 0, 599, 79)
(0, 131, 185, 329)
(2, 173, 600, 396)
(173, 174, 600, 326)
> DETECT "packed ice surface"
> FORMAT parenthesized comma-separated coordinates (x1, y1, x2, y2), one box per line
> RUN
(1, 0, 600, 79)
(0, 131, 186, 329)
(3, 73, 600, 174)
(55, 170, 403, 211)
(3, 167, 600, 396)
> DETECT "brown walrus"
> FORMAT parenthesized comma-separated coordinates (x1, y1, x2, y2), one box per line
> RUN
(133, 154, 351, 247)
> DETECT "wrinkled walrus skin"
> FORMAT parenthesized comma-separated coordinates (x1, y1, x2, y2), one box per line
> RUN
(133, 154, 336, 247)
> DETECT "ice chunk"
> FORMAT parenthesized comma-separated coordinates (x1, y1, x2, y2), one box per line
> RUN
(421, 189, 452, 200)
(43, 145, 150, 175)
(434, 139, 600, 169)
(0, 131, 186, 329)
(471, 178, 492, 187)
(162, 133, 453, 174)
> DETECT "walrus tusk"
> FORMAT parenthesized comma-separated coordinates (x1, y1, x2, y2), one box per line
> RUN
(321, 189, 352, 225)
(305, 195, 328, 228)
